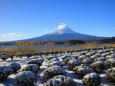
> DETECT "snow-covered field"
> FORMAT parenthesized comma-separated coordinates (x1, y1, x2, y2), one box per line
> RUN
(0, 48, 115, 86)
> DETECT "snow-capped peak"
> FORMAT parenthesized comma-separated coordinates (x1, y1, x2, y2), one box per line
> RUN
(49, 23, 76, 34)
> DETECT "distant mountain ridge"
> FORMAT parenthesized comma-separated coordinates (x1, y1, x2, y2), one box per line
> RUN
(100, 37, 115, 43)
(22, 24, 108, 42)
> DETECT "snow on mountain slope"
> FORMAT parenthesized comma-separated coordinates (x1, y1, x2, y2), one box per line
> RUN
(49, 23, 76, 34)
(20, 23, 107, 42)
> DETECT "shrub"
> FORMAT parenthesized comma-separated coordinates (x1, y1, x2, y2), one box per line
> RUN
(105, 67, 115, 83)
(82, 73, 101, 86)
(49, 58, 59, 63)
(18, 53, 24, 59)
(14, 71, 37, 86)
(48, 61, 64, 67)
(73, 65, 94, 78)
(9, 63, 21, 73)
(22, 64, 40, 74)
(33, 52, 39, 56)
(27, 59, 42, 66)
(43, 66, 65, 79)
(106, 58, 115, 68)
(91, 61, 106, 73)
(77, 55, 88, 61)
(45, 75, 77, 86)
(9, 54, 15, 60)
(25, 52, 32, 58)
(0, 66, 12, 81)
(90, 55, 99, 60)
(94, 57, 106, 62)
(1, 55, 8, 61)
(67, 59, 81, 70)
(63, 57, 72, 64)
(81, 58, 93, 66)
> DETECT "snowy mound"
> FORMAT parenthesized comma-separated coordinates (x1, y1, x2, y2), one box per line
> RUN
(9, 63, 21, 73)
(67, 59, 81, 69)
(83, 73, 101, 86)
(48, 61, 64, 67)
(27, 59, 43, 66)
(14, 71, 37, 85)
(22, 64, 40, 74)
(106, 67, 115, 83)
(43, 66, 65, 79)
(73, 65, 94, 77)
(91, 61, 106, 73)
(106, 58, 115, 68)
(81, 58, 93, 66)
(0, 66, 12, 81)
(45, 75, 77, 86)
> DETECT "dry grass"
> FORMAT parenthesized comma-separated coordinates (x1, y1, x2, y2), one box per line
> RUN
(0, 43, 115, 56)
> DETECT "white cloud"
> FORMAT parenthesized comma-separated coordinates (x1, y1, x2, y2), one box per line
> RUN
(2, 33, 20, 37)
(8, 33, 20, 36)
(2, 34, 7, 37)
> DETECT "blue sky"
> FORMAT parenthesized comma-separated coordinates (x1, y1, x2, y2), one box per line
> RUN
(0, 0, 115, 42)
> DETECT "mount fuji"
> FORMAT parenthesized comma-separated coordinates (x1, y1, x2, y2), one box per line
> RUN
(23, 24, 107, 42)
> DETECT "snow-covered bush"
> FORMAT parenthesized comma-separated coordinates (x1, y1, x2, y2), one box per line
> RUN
(73, 65, 94, 78)
(105, 67, 115, 83)
(106, 58, 115, 68)
(43, 66, 65, 79)
(9, 63, 21, 73)
(27, 59, 42, 66)
(1, 55, 8, 61)
(45, 75, 77, 86)
(90, 55, 99, 60)
(67, 59, 81, 70)
(48, 61, 64, 67)
(82, 73, 101, 86)
(94, 57, 106, 62)
(91, 61, 106, 73)
(63, 57, 72, 64)
(22, 64, 40, 74)
(18, 53, 24, 59)
(49, 58, 59, 63)
(25, 52, 32, 58)
(81, 58, 93, 66)
(0, 66, 12, 81)
(77, 55, 88, 61)
(33, 52, 39, 56)
(9, 54, 15, 60)
(47, 56, 55, 60)
(14, 71, 37, 86)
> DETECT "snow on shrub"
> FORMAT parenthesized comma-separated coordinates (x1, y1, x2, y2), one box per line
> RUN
(47, 56, 56, 60)
(22, 64, 40, 74)
(43, 66, 65, 79)
(73, 65, 94, 78)
(45, 75, 77, 86)
(77, 55, 88, 61)
(106, 54, 115, 59)
(18, 53, 24, 59)
(49, 58, 59, 63)
(105, 67, 115, 83)
(63, 57, 72, 64)
(25, 52, 32, 58)
(27, 59, 42, 66)
(91, 61, 106, 73)
(106, 58, 115, 68)
(82, 73, 101, 86)
(1, 55, 8, 61)
(67, 59, 81, 70)
(37, 58, 44, 62)
(14, 71, 37, 86)
(94, 57, 106, 62)
(9, 63, 21, 73)
(48, 61, 64, 67)
(81, 58, 93, 66)
(90, 55, 99, 60)
(0, 66, 12, 81)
